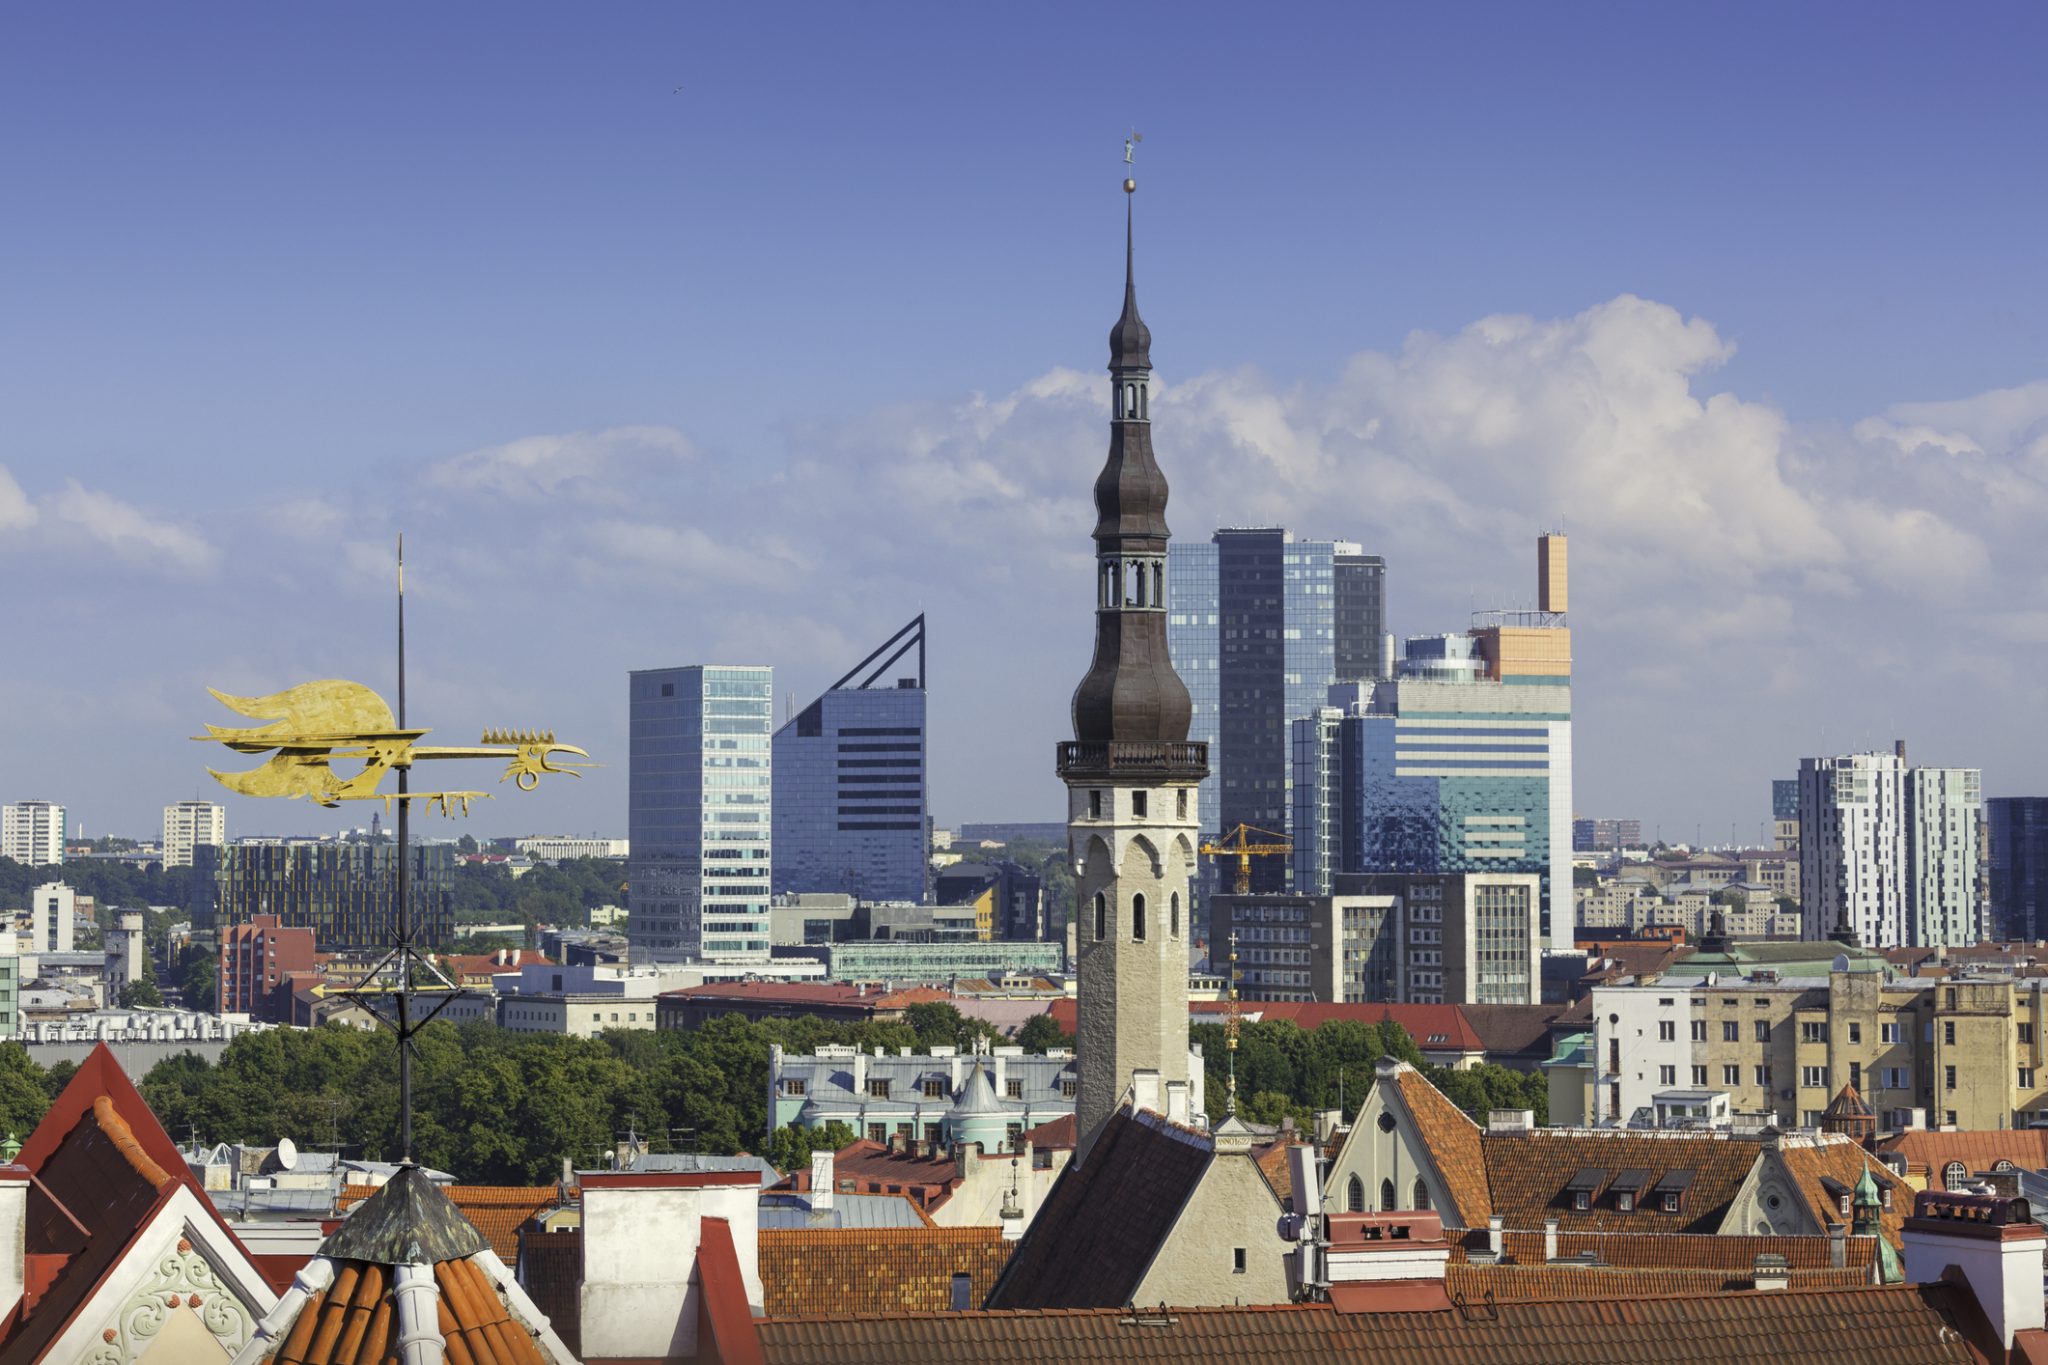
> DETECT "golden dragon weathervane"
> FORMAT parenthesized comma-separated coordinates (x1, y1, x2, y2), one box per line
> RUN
(195, 679, 592, 816)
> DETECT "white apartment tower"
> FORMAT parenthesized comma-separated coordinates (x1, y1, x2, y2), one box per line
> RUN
(32, 881, 76, 954)
(2, 801, 65, 867)
(1059, 184, 1208, 1162)
(161, 801, 226, 868)
(1800, 746, 1982, 948)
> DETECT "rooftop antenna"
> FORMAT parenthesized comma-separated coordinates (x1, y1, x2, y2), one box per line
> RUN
(1225, 930, 1242, 1118)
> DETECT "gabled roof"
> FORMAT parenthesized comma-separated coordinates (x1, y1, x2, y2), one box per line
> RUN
(759, 1226, 1011, 1316)
(1020, 1113, 1076, 1151)
(0, 1043, 279, 1362)
(1480, 1128, 1757, 1234)
(1381, 1061, 1492, 1225)
(1250, 1139, 1302, 1208)
(1774, 1138, 1909, 1246)
(986, 1107, 1212, 1310)
(1469, 1228, 1883, 1275)
(751, 1286, 1995, 1363)
(1447, 1261, 1875, 1301)
(1879, 1128, 2048, 1180)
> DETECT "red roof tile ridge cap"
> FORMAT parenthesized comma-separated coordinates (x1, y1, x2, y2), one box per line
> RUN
(90, 1094, 173, 1189)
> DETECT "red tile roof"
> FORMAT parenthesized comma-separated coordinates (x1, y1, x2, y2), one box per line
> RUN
(827, 1141, 961, 1210)
(1446, 1261, 1875, 1301)
(759, 1226, 1012, 1316)
(1021, 1113, 1076, 1151)
(1879, 1128, 2048, 1181)
(986, 1108, 1213, 1310)
(1385, 1064, 1492, 1226)
(1477, 1127, 1759, 1234)
(1467, 1229, 1883, 1275)
(752, 1286, 1993, 1363)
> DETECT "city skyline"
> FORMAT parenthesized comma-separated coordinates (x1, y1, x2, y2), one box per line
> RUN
(6, 6, 2048, 845)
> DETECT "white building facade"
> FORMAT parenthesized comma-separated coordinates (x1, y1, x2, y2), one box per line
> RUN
(1800, 750, 1983, 947)
(161, 800, 226, 868)
(2, 801, 65, 867)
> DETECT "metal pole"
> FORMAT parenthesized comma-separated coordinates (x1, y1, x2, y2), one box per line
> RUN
(396, 535, 413, 1165)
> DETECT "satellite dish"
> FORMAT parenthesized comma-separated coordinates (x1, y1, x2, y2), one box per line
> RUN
(276, 1136, 299, 1170)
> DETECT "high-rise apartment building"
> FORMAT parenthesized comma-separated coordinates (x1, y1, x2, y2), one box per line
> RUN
(1799, 747, 1981, 947)
(218, 914, 319, 1019)
(1989, 798, 2048, 941)
(208, 842, 454, 949)
(1292, 534, 1574, 953)
(772, 618, 927, 905)
(1572, 817, 1640, 852)
(2, 801, 65, 867)
(1165, 530, 1385, 890)
(628, 664, 773, 963)
(161, 801, 226, 869)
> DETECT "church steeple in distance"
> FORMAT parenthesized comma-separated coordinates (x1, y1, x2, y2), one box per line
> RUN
(1058, 169, 1208, 1165)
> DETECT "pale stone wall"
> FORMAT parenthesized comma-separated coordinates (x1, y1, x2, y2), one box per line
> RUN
(1133, 1151, 1292, 1307)
(1068, 780, 1200, 1157)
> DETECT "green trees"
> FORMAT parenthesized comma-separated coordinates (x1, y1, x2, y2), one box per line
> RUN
(119, 979, 165, 1009)
(1012, 1013, 1073, 1054)
(0, 1046, 51, 1139)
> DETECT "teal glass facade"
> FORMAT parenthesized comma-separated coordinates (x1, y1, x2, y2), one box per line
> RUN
(629, 664, 773, 962)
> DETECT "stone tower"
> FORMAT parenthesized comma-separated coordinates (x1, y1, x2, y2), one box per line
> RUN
(1058, 179, 1208, 1164)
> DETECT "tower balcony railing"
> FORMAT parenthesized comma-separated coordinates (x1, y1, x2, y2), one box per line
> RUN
(1056, 741, 1208, 781)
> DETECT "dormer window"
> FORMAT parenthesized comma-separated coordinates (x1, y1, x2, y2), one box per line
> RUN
(1662, 1192, 1681, 1213)
(1616, 1192, 1634, 1212)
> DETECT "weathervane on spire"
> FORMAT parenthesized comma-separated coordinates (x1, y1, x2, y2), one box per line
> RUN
(1124, 129, 1142, 164)
(192, 536, 596, 1166)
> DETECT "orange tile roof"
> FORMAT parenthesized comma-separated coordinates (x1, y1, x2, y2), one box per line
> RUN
(1470, 1229, 1882, 1274)
(270, 1255, 554, 1365)
(1446, 1262, 1875, 1302)
(1478, 1128, 1758, 1234)
(1776, 1139, 1908, 1246)
(337, 1184, 561, 1263)
(1386, 1064, 1492, 1225)
(1251, 1139, 1301, 1208)
(1879, 1128, 2048, 1180)
(753, 1286, 1996, 1363)
(759, 1226, 1012, 1316)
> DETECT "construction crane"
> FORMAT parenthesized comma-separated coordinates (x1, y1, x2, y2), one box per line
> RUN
(1200, 824, 1292, 895)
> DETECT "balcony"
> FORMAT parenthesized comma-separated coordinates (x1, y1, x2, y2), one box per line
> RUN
(1055, 741, 1208, 783)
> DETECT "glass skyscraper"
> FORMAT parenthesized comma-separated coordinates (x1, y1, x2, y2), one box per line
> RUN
(1990, 797, 2048, 941)
(1166, 529, 1383, 891)
(772, 618, 928, 904)
(628, 664, 773, 963)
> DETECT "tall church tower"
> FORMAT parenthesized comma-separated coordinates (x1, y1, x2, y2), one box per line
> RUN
(1059, 176, 1208, 1163)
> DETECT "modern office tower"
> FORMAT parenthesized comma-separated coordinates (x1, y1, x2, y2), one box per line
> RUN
(1165, 530, 1382, 892)
(1907, 766, 1982, 945)
(1572, 818, 1639, 852)
(31, 882, 76, 953)
(1291, 534, 1574, 953)
(629, 664, 773, 963)
(1799, 746, 1983, 947)
(161, 800, 226, 868)
(209, 843, 454, 949)
(1990, 798, 2048, 941)
(1059, 185, 1207, 1158)
(1334, 551, 1388, 683)
(2, 801, 65, 866)
(772, 617, 927, 905)
(1773, 778, 1801, 851)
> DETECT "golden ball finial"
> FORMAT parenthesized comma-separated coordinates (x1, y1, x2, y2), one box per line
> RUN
(1124, 178, 1137, 194)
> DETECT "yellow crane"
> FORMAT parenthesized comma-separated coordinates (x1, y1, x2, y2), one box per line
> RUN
(1199, 823, 1292, 895)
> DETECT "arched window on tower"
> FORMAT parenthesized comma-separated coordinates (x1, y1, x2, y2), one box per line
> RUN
(1347, 1176, 1365, 1213)
(1414, 1180, 1431, 1212)
(1132, 893, 1147, 942)
(1124, 383, 1140, 419)
(1170, 892, 1180, 938)
(1126, 560, 1144, 608)
(1093, 892, 1107, 943)
(1150, 561, 1163, 607)
(1380, 1179, 1396, 1213)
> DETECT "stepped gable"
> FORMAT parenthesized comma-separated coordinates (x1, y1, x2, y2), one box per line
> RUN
(754, 1285, 1995, 1363)
(1381, 1060, 1492, 1225)
(985, 1106, 1211, 1310)
(234, 1164, 573, 1364)
(759, 1226, 1012, 1316)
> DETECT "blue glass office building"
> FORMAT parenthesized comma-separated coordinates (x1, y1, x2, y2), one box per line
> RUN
(628, 664, 774, 963)
(1167, 529, 1383, 891)
(772, 618, 928, 904)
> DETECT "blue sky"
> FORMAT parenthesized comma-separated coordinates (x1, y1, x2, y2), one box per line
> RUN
(4, 4, 2047, 844)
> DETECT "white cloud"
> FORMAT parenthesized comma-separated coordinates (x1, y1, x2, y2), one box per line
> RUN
(424, 425, 695, 504)
(0, 465, 38, 532)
